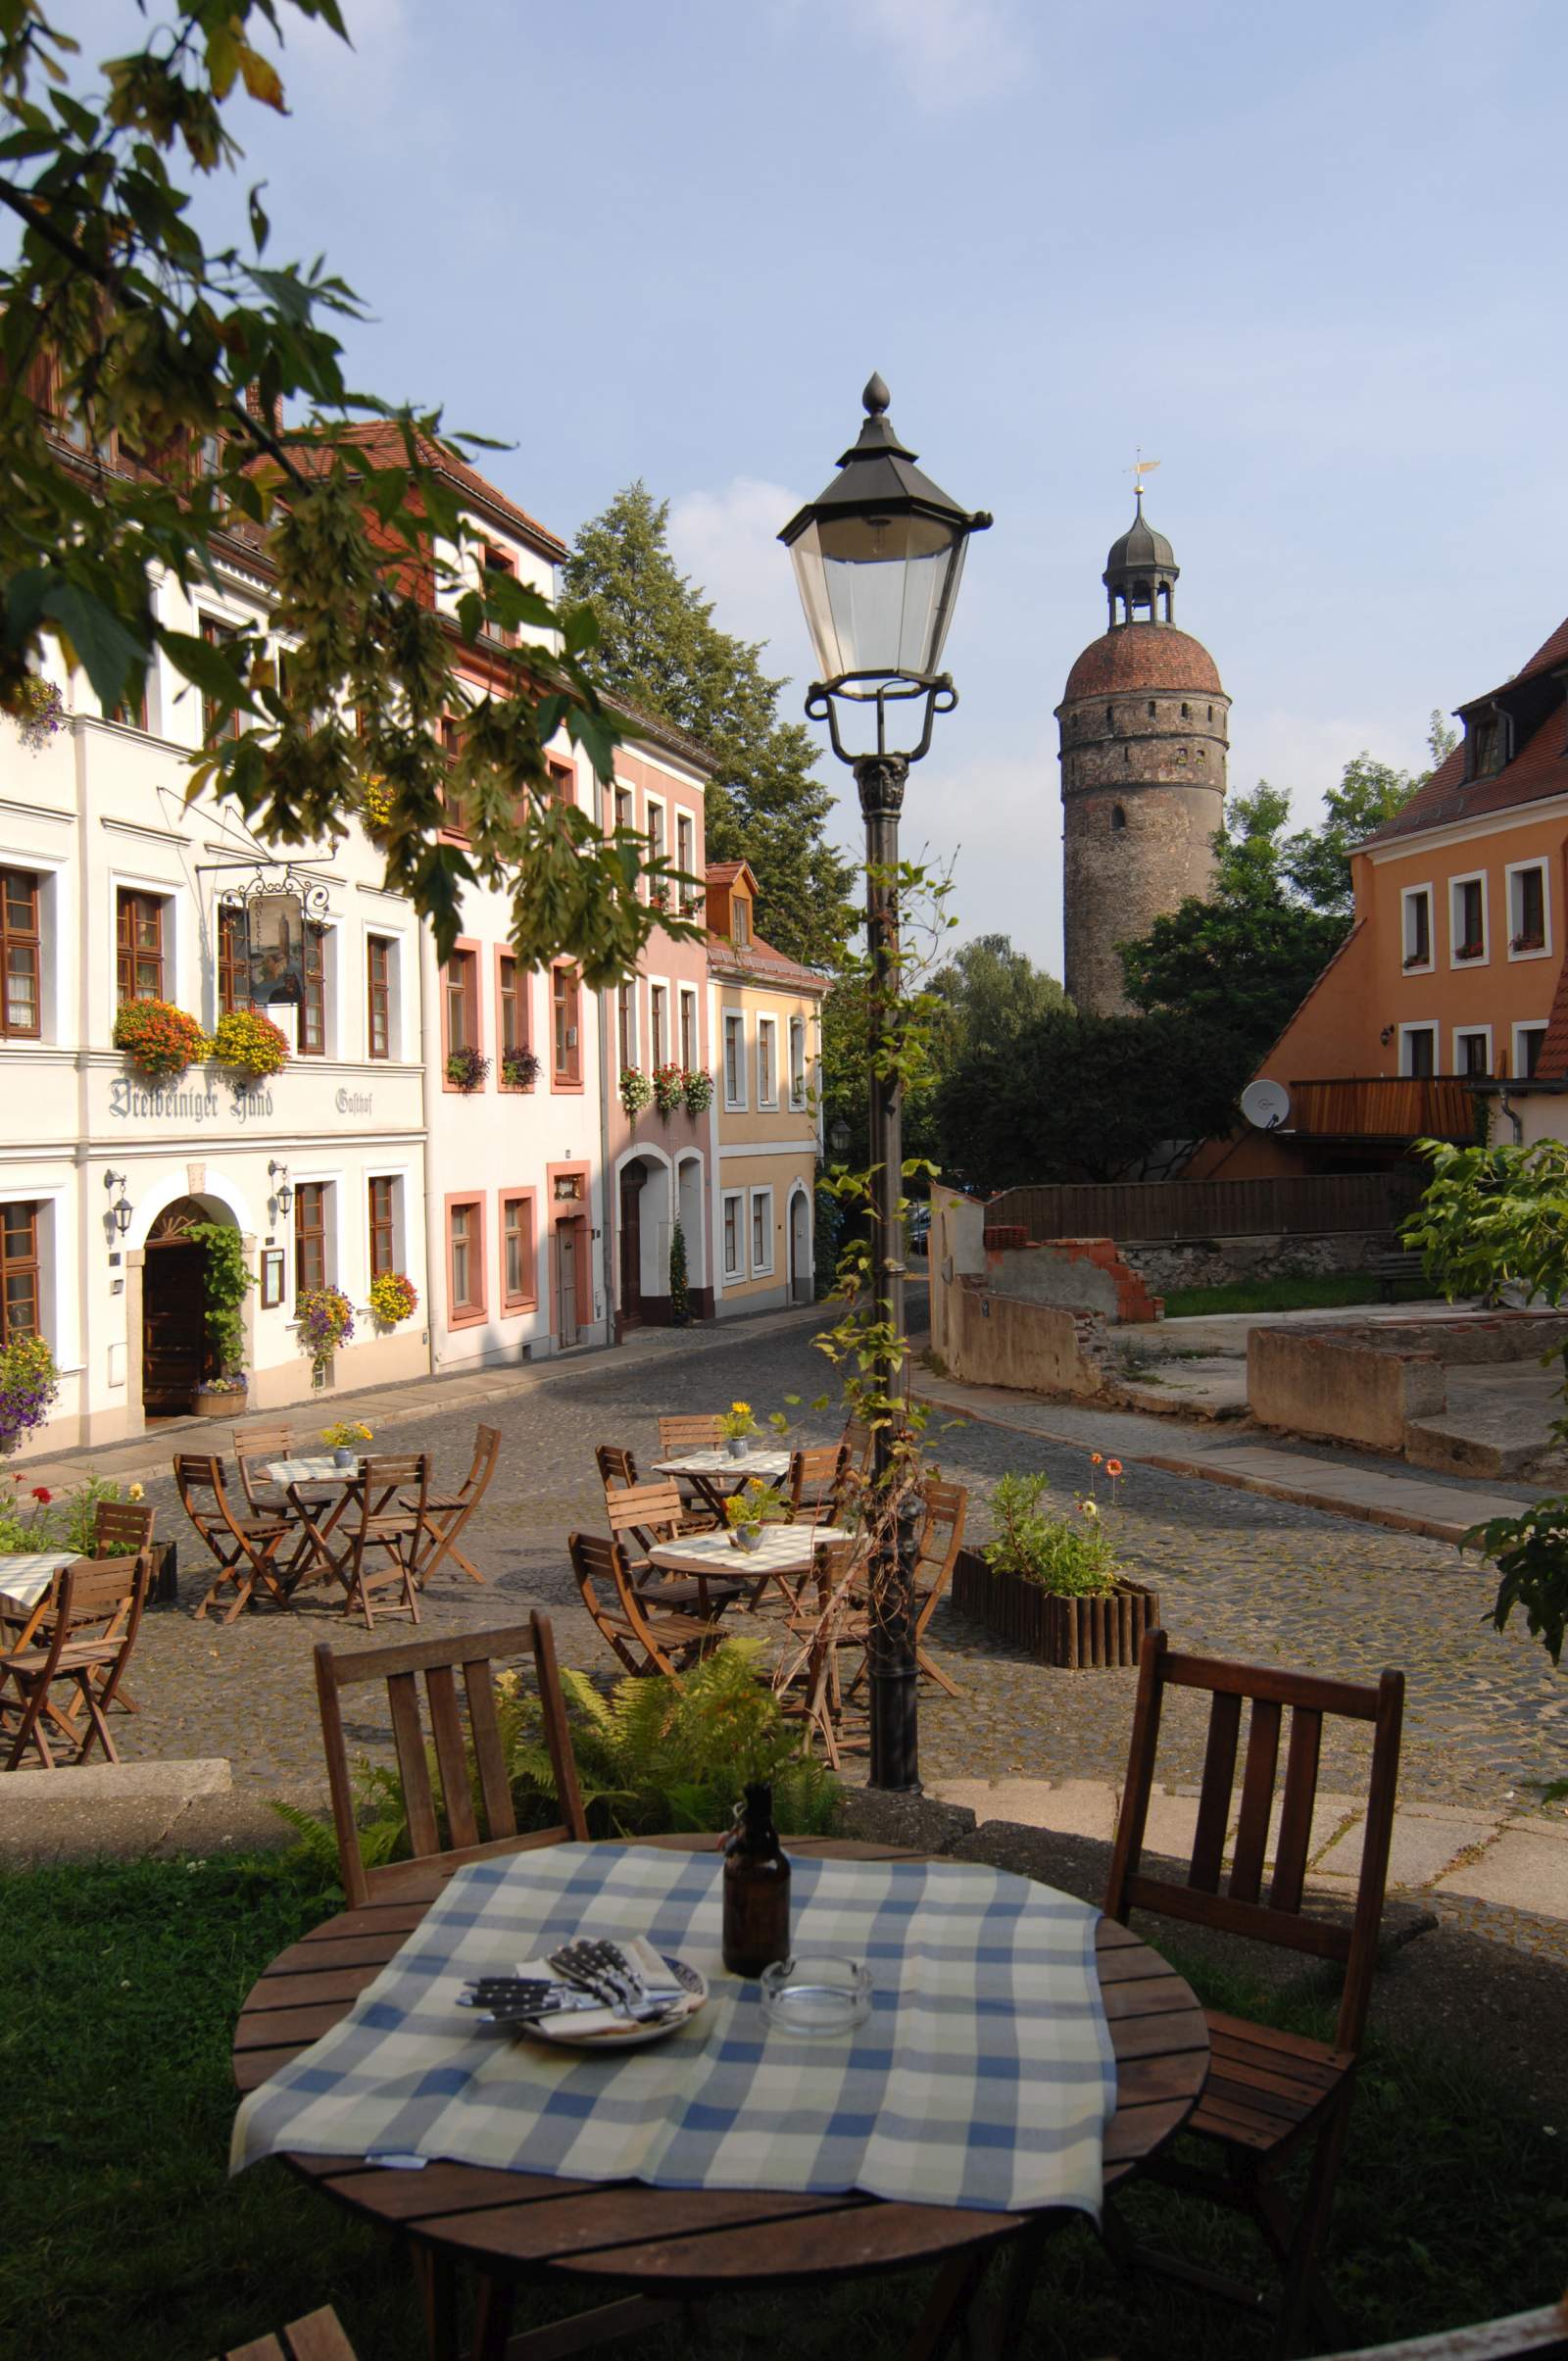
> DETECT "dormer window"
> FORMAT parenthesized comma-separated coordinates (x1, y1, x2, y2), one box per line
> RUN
(732, 896, 751, 949)
(1466, 711, 1507, 779)
(482, 545, 516, 646)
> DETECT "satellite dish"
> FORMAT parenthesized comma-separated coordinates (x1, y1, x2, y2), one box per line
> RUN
(1241, 1079, 1292, 1131)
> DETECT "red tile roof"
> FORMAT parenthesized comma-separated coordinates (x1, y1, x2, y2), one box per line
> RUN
(1059, 623, 1224, 704)
(1534, 943, 1568, 1081)
(707, 930, 828, 995)
(706, 861, 748, 883)
(324, 422, 566, 558)
(1359, 706, 1568, 846)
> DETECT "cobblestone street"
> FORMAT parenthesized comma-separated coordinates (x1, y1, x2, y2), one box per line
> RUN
(84, 1288, 1567, 1818)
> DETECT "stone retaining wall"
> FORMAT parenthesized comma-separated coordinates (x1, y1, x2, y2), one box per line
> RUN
(946, 1277, 1110, 1399)
(1121, 1229, 1394, 1295)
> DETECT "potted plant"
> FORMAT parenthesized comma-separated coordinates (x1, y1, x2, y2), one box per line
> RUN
(682, 1067, 713, 1118)
(951, 1459, 1159, 1669)
(297, 1283, 354, 1381)
(321, 1418, 372, 1469)
(209, 1008, 289, 1078)
(722, 1478, 788, 1552)
(16, 675, 66, 753)
(1511, 932, 1544, 953)
(446, 1044, 490, 1092)
(501, 1045, 540, 1090)
(1456, 940, 1484, 961)
(668, 1220, 691, 1326)
(620, 1066, 653, 1119)
(652, 1060, 685, 1118)
(112, 999, 208, 1080)
(0, 1333, 58, 1457)
(186, 1221, 254, 1414)
(368, 1270, 418, 1328)
(718, 1401, 760, 1460)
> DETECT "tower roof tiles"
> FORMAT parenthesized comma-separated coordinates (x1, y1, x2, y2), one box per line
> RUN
(1059, 622, 1224, 703)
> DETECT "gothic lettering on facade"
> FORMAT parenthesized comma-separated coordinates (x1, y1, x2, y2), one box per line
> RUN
(335, 1087, 373, 1116)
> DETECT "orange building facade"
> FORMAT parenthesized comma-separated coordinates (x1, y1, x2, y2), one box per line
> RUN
(1203, 613, 1568, 1178)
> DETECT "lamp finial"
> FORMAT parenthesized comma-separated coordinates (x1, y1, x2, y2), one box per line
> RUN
(862, 371, 890, 417)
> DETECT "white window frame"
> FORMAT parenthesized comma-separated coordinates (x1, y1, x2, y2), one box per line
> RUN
(367, 1167, 409, 1290)
(292, 1169, 343, 1295)
(1513, 1020, 1550, 1079)
(789, 1016, 808, 1108)
(111, 868, 185, 1037)
(364, 925, 409, 1064)
(749, 1185, 774, 1277)
(675, 811, 696, 895)
(756, 1015, 778, 1108)
(1399, 882, 1434, 974)
(723, 1010, 747, 1109)
(1505, 859, 1552, 961)
(678, 985, 699, 1072)
(1397, 1021, 1439, 1078)
(0, 850, 68, 1046)
(720, 1189, 745, 1280)
(1447, 869, 1489, 968)
(644, 794, 667, 891)
(1452, 1025, 1493, 1078)
(615, 979, 640, 1073)
(649, 978, 670, 1072)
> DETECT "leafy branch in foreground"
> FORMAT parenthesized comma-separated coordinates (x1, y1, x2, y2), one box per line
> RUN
(0, 0, 697, 977)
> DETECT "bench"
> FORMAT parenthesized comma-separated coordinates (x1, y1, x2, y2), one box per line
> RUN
(1371, 1248, 1426, 1302)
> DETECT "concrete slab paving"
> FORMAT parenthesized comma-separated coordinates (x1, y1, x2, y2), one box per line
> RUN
(925, 1777, 1119, 1839)
(1437, 1830, 1568, 1915)
(1315, 1810, 1498, 1890)
(0, 1757, 234, 1867)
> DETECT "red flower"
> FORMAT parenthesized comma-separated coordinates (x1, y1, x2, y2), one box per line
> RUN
(31, 1486, 52, 1502)
(1104, 1459, 1123, 1480)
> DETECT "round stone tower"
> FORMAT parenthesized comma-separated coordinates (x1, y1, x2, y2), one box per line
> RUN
(1055, 494, 1229, 1016)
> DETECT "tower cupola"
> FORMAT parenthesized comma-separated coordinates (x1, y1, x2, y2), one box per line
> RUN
(1102, 488, 1179, 628)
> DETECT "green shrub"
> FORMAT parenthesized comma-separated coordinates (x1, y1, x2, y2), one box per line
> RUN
(982, 1469, 1119, 1597)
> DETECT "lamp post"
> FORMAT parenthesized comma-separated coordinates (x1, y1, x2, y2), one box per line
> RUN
(781, 374, 990, 1793)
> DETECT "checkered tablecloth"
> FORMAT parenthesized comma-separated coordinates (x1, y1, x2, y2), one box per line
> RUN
(654, 1449, 791, 1481)
(0, 1551, 74, 1614)
(266, 1457, 356, 1485)
(647, 1525, 850, 1578)
(231, 1843, 1115, 2217)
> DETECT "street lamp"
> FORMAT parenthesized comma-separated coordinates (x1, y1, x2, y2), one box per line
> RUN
(268, 1159, 294, 1218)
(781, 374, 990, 1793)
(828, 1113, 852, 1160)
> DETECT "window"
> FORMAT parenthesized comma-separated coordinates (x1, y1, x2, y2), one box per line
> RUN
(368, 1177, 397, 1279)
(1450, 875, 1487, 962)
(723, 1012, 746, 1107)
(757, 1016, 777, 1107)
(789, 1017, 807, 1107)
(1401, 886, 1432, 968)
(502, 1191, 536, 1308)
(300, 924, 326, 1057)
(0, 869, 41, 1039)
(295, 1183, 328, 1297)
(552, 965, 581, 1085)
(199, 615, 241, 743)
(732, 896, 751, 949)
(616, 982, 638, 1072)
(676, 812, 695, 894)
(1508, 862, 1548, 955)
(448, 1197, 484, 1320)
(368, 936, 392, 1059)
(0, 1202, 40, 1344)
(1111, 805, 1126, 831)
(646, 800, 666, 905)
(750, 1188, 774, 1276)
(1455, 1029, 1492, 1077)
(445, 948, 478, 1058)
(651, 985, 668, 1070)
(1399, 1025, 1438, 1079)
(116, 889, 164, 1004)
(721, 1191, 744, 1281)
(1516, 1023, 1549, 1078)
(105, 679, 148, 731)
(547, 762, 574, 809)
(218, 906, 248, 1014)
(679, 987, 699, 1070)
(482, 544, 516, 645)
(497, 953, 526, 1075)
(614, 785, 634, 835)
(1467, 713, 1504, 778)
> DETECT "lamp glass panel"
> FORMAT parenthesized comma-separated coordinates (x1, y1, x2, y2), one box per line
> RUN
(789, 513, 966, 682)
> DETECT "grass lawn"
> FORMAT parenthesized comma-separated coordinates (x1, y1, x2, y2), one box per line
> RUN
(2, 1850, 1563, 2360)
(1161, 1273, 1429, 1320)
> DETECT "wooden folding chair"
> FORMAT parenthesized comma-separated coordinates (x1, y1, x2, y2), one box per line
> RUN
(1, 1553, 150, 1769)
(771, 1542, 865, 1769)
(842, 1479, 966, 1701)
(339, 1452, 428, 1630)
(1094, 1629, 1406, 2357)
(787, 1443, 848, 1528)
(603, 1483, 744, 1622)
(314, 1609, 588, 1909)
(214, 2304, 360, 2360)
(1309, 2296, 1568, 2361)
(406, 1422, 498, 1588)
(233, 1424, 334, 1519)
(569, 1531, 732, 1677)
(89, 1498, 155, 1717)
(176, 1454, 301, 1623)
(653, 1414, 724, 1528)
(595, 1441, 639, 1492)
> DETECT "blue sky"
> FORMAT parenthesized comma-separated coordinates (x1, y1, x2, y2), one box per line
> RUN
(63, 0, 1568, 970)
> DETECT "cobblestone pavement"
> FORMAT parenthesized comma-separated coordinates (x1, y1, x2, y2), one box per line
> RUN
(99, 1291, 1568, 1814)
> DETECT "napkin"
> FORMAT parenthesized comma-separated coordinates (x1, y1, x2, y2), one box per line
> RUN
(512, 1936, 700, 2038)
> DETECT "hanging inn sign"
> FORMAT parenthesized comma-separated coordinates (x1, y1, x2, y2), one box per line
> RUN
(214, 863, 332, 1018)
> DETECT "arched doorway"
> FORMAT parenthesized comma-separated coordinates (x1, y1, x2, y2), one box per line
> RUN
(789, 1187, 811, 1304)
(141, 1197, 213, 1416)
(618, 1161, 648, 1329)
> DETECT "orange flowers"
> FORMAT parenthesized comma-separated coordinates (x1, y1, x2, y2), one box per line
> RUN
(1091, 1451, 1103, 1466)
(1104, 1459, 1123, 1479)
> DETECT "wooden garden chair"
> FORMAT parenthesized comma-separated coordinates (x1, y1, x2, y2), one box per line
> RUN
(845, 1478, 968, 1701)
(214, 2303, 360, 2360)
(653, 1414, 724, 1528)
(176, 1454, 302, 1623)
(771, 1541, 865, 1770)
(594, 1441, 639, 1491)
(233, 1424, 334, 1518)
(787, 1443, 848, 1528)
(603, 1482, 744, 1620)
(1092, 1629, 1406, 2357)
(0, 1552, 150, 1770)
(314, 1610, 587, 1909)
(404, 1422, 498, 1588)
(338, 1452, 429, 1630)
(569, 1531, 732, 1678)
(88, 1497, 155, 1717)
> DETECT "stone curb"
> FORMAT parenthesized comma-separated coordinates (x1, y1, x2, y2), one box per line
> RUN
(1139, 1451, 1484, 1547)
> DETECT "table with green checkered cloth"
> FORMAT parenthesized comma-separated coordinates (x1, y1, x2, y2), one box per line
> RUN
(232, 1842, 1116, 2217)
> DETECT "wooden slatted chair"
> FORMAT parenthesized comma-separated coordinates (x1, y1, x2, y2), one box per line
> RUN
(405, 1422, 499, 1589)
(338, 1452, 429, 1630)
(843, 1478, 968, 1701)
(569, 1530, 732, 1678)
(604, 1479, 697, 1565)
(1309, 2296, 1568, 2361)
(653, 1414, 724, 1528)
(787, 1444, 848, 1528)
(176, 1454, 301, 1623)
(771, 1542, 865, 1769)
(314, 1610, 588, 1909)
(232, 1424, 333, 1519)
(0, 1552, 150, 1769)
(1097, 1628, 1406, 2357)
(89, 1497, 155, 1718)
(594, 1442, 639, 1491)
(214, 2303, 360, 2360)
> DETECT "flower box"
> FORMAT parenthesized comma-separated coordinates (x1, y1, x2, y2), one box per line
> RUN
(1455, 942, 1485, 961)
(950, 1547, 1159, 1669)
(192, 1382, 247, 1419)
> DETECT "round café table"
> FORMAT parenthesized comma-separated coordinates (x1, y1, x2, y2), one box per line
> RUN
(652, 1446, 791, 1525)
(646, 1522, 852, 1616)
(232, 1835, 1209, 2360)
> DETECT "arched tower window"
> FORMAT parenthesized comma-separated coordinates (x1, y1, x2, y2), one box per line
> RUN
(1180, 703, 1190, 718)
(1111, 805, 1127, 831)
(1105, 705, 1113, 729)
(1147, 700, 1155, 717)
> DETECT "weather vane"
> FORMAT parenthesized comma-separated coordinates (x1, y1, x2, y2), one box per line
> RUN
(1129, 449, 1160, 505)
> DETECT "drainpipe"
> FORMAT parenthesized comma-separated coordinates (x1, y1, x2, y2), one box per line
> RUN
(1497, 1088, 1523, 1145)
(418, 930, 441, 1373)
(598, 984, 615, 1347)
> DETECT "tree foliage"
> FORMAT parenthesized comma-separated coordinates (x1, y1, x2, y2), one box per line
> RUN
(0, 0, 686, 978)
(563, 484, 855, 968)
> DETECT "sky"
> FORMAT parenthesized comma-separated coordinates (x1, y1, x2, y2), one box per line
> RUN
(52, 0, 1568, 972)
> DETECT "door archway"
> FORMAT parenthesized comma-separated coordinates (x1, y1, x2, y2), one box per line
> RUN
(141, 1197, 215, 1416)
(618, 1161, 648, 1329)
(788, 1186, 812, 1305)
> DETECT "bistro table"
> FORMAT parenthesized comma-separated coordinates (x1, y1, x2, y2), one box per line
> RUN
(647, 1521, 852, 1615)
(266, 1458, 367, 1600)
(652, 1446, 791, 1525)
(0, 1551, 75, 1623)
(232, 1836, 1208, 2360)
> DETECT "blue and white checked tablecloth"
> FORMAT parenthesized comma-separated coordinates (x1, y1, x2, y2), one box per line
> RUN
(232, 1843, 1116, 2217)
(0, 1551, 75, 1615)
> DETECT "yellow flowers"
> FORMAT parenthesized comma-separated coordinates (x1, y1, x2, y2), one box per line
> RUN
(321, 1419, 373, 1449)
(732, 1402, 751, 1416)
(127, 1482, 145, 1502)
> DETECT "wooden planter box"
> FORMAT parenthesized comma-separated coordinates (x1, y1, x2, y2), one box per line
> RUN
(191, 1386, 247, 1420)
(950, 1547, 1159, 1669)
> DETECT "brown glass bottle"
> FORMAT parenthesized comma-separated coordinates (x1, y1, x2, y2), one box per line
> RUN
(721, 1783, 791, 1977)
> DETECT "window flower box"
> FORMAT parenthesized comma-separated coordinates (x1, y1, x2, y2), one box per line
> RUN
(682, 1068, 713, 1117)
(652, 1061, 685, 1118)
(1401, 952, 1429, 970)
(501, 1046, 540, 1090)
(1455, 942, 1485, 961)
(445, 1044, 490, 1092)
(620, 1067, 653, 1119)
(950, 1548, 1159, 1669)
(210, 1008, 289, 1078)
(113, 999, 207, 1080)
(1511, 933, 1545, 954)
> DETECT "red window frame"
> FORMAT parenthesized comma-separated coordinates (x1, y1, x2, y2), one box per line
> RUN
(0, 869, 41, 1040)
(447, 1195, 486, 1324)
(294, 1183, 327, 1298)
(218, 906, 248, 1015)
(199, 615, 242, 744)
(552, 964, 581, 1089)
(500, 1189, 537, 1309)
(300, 923, 326, 1056)
(442, 945, 481, 1085)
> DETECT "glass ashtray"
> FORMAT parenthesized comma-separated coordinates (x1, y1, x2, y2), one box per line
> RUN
(759, 1955, 872, 2036)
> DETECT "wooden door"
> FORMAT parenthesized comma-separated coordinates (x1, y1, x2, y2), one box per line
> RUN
(790, 1191, 810, 1304)
(618, 1163, 646, 1329)
(556, 1219, 580, 1349)
(143, 1242, 206, 1413)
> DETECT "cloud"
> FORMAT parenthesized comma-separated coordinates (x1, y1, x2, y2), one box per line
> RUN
(1232, 706, 1435, 829)
(666, 476, 808, 671)
(769, 0, 1030, 109)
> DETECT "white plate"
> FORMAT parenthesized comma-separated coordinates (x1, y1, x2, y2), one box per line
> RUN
(523, 1954, 709, 2050)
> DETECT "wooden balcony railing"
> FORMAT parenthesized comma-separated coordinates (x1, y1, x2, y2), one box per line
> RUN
(1288, 1076, 1478, 1141)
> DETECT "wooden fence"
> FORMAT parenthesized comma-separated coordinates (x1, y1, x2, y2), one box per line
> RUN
(985, 1171, 1425, 1245)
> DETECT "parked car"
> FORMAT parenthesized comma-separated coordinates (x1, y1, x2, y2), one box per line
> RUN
(906, 1203, 931, 1254)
